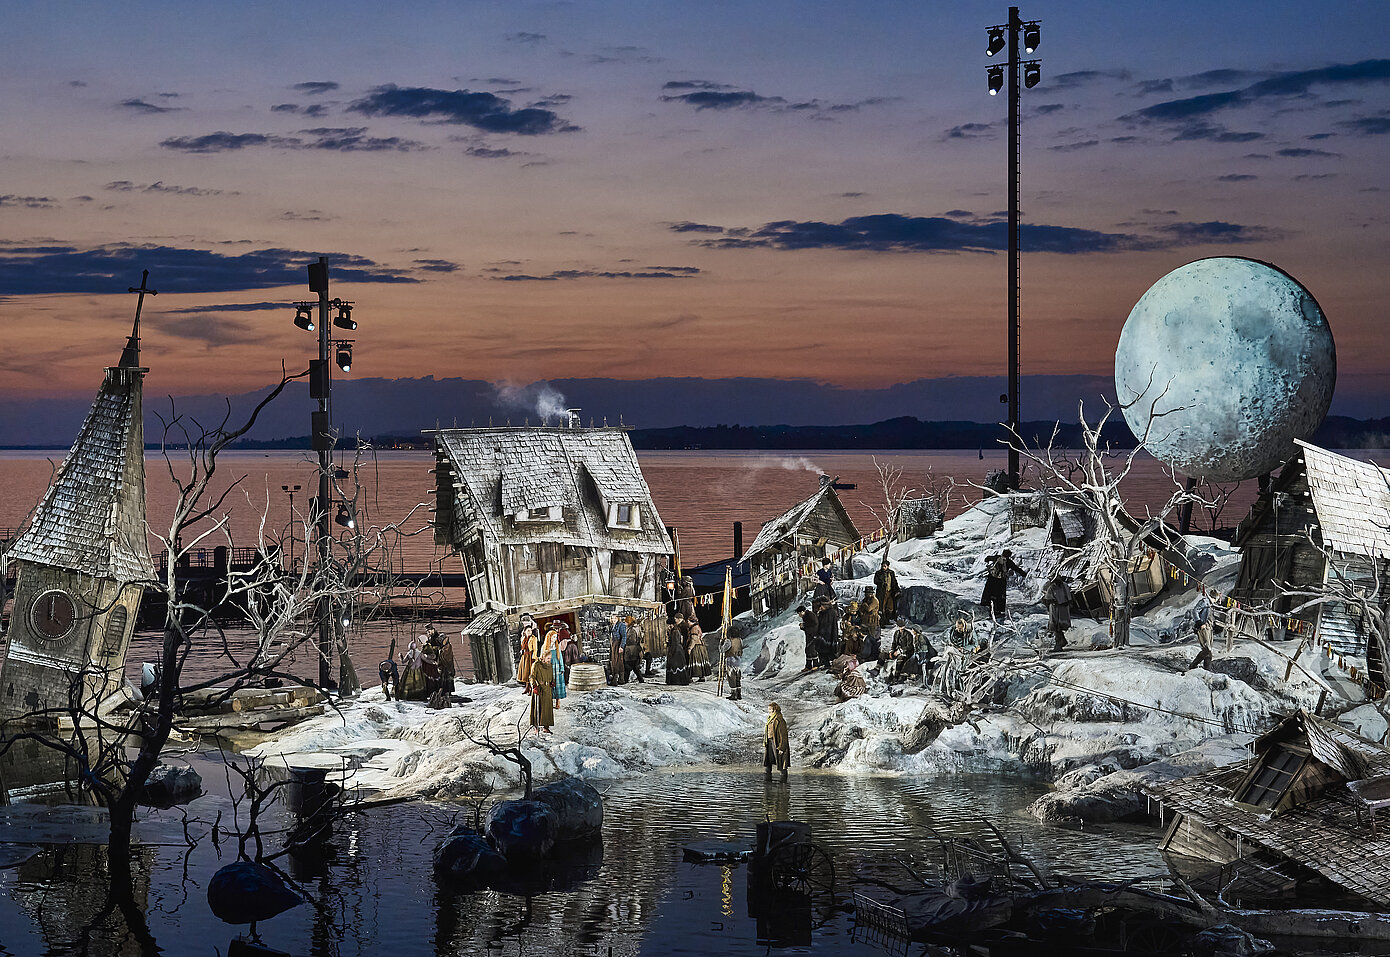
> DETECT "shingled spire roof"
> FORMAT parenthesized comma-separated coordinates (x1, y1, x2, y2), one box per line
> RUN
(7, 313, 154, 583)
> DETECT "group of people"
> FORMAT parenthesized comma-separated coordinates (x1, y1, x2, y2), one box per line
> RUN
(665, 612, 713, 684)
(381, 625, 456, 704)
(518, 616, 571, 733)
(799, 557, 902, 670)
(608, 613, 656, 684)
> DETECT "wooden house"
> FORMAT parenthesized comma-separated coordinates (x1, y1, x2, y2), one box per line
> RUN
(1231, 441, 1390, 674)
(1150, 711, 1390, 907)
(431, 426, 674, 681)
(745, 479, 860, 616)
(892, 496, 943, 543)
(0, 318, 153, 723)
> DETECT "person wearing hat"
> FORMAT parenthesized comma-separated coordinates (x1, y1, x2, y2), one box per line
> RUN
(874, 558, 902, 626)
(859, 586, 882, 663)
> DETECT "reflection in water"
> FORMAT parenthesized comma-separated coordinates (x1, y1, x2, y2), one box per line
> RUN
(0, 760, 1168, 956)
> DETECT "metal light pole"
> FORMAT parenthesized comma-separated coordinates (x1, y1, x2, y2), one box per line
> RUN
(281, 483, 301, 570)
(293, 258, 358, 691)
(986, 8, 1041, 490)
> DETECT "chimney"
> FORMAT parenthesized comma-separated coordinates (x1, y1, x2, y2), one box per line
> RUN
(566, 408, 582, 429)
(733, 521, 743, 560)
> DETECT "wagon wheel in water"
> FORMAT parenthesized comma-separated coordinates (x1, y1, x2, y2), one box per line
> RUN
(769, 842, 835, 902)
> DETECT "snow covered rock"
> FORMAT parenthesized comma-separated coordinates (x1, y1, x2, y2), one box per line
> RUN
(531, 776, 603, 842)
(486, 799, 558, 860)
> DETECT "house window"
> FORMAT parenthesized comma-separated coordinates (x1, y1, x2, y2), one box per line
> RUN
(1238, 745, 1307, 809)
(609, 503, 641, 530)
(566, 546, 589, 569)
(518, 506, 561, 523)
(613, 550, 639, 574)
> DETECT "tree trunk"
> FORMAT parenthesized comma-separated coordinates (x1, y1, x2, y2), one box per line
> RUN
(107, 622, 181, 871)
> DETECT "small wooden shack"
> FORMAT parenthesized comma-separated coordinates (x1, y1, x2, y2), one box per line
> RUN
(1044, 492, 1173, 618)
(1231, 441, 1390, 666)
(432, 426, 674, 681)
(745, 479, 860, 616)
(1151, 710, 1390, 907)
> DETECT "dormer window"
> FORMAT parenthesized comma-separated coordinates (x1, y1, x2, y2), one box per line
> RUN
(608, 502, 641, 530)
(518, 506, 561, 523)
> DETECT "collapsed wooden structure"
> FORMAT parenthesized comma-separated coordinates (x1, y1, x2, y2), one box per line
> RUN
(1042, 492, 1175, 618)
(431, 426, 674, 681)
(1230, 441, 1390, 673)
(744, 479, 859, 616)
(1150, 710, 1390, 908)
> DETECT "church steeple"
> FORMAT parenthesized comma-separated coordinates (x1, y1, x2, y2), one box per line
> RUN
(118, 270, 156, 369)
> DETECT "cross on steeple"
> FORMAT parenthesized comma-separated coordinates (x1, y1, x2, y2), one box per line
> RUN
(119, 269, 156, 368)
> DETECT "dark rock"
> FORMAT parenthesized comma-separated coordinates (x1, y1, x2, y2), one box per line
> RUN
(1190, 923, 1275, 957)
(531, 777, 603, 842)
(486, 800, 558, 861)
(207, 861, 303, 925)
(1210, 656, 1265, 689)
(140, 763, 203, 807)
(433, 827, 508, 886)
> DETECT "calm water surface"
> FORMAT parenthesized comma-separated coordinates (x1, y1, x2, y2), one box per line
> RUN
(0, 758, 1168, 957)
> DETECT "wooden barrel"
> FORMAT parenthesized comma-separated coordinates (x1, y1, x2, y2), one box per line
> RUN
(566, 662, 608, 693)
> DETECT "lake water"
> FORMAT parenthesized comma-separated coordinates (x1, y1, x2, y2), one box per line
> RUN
(0, 752, 1170, 956)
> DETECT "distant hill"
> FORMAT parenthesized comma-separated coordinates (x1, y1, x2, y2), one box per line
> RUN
(215, 414, 1390, 453)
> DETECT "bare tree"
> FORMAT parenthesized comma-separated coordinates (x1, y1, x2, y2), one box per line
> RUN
(860, 458, 918, 546)
(1014, 390, 1198, 649)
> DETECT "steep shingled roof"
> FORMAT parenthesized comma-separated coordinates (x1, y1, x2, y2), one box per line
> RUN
(434, 427, 672, 555)
(744, 484, 859, 561)
(8, 365, 154, 583)
(1296, 440, 1390, 560)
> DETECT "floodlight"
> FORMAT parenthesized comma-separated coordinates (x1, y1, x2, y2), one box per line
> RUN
(1023, 22, 1040, 54)
(293, 305, 315, 332)
(335, 504, 355, 529)
(1024, 62, 1041, 88)
(335, 342, 353, 372)
(333, 302, 356, 330)
(988, 66, 1005, 95)
(986, 27, 1006, 56)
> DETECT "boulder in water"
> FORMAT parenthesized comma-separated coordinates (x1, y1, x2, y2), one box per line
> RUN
(207, 861, 303, 925)
(531, 777, 603, 842)
(433, 826, 509, 885)
(486, 799, 558, 860)
(141, 763, 203, 807)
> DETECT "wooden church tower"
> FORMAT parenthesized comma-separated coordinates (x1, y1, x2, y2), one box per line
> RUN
(0, 277, 155, 722)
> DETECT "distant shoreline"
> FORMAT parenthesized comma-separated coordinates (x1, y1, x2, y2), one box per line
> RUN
(1, 413, 1385, 452)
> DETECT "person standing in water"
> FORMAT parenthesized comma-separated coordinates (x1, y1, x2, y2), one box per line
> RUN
(764, 702, 790, 780)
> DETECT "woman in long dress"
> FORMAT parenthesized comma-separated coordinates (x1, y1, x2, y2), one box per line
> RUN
(686, 619, 712, 681)
(547, 626, 568, 701)
(517, 623, 539, 686)
(665, 615, 689, 685)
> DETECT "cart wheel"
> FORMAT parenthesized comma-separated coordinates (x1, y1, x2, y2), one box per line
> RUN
(769, 842, 835, 900)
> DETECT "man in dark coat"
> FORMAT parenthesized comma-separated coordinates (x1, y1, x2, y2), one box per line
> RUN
(814, 594, 840, 661)
(874, 559, 902, 624)
(798, 605, 821, 669)
(980, 549, 1025, 618)
(676, 576, 697, 623)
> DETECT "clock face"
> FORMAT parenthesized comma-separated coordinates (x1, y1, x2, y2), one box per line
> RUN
(31, 590, 76, 640)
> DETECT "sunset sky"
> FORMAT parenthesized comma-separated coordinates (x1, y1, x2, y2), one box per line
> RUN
(1, 0, 1387, 424)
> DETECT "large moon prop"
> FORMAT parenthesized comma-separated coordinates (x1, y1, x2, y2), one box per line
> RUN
(1114, 257, 1335, 482)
